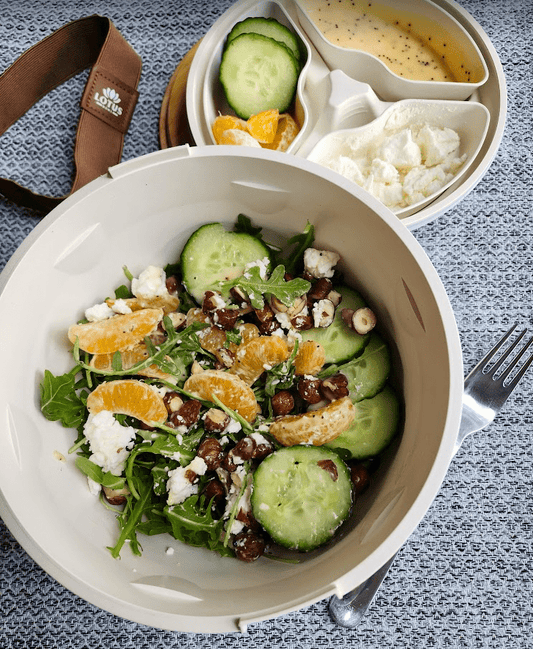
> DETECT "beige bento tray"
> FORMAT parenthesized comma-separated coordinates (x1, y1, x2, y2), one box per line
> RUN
(186, 0, 506, 229)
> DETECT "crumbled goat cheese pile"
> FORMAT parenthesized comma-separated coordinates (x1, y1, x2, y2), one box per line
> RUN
(314, 124, 467, 212)
(83, 410, 137, 476)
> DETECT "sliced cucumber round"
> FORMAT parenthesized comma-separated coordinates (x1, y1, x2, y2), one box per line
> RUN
(251, 446, 352, 551)
(337, 332, 391, 402)
(326, 385, 400, 460)
(180, 222, 271, 303)
(226, 17, 301, 64)
(219, 32, 299, 119)
(300, 285, 370, 364)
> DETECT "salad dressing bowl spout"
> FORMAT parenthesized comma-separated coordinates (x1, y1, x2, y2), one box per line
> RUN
(0, 145, 463, 633)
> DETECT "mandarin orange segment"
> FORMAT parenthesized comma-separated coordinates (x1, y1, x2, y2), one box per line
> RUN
(90, 344, 176, 382)
(212, 114, 247, 144)
(107, 295, 179, 315)
(68, 308, 163, 354)
(86, 379, 168, 425)
(217, 129, 262, 147)
(229, 335, 290, 385)
(246, 109, 280, 144)
(198, 326, 228, 354)
(262, 113, 299, 152)
(238, 323, 260, 345)
(294, 340, 326, 376)
(183, 369, 260, 423)
(269, 397, 356, 446)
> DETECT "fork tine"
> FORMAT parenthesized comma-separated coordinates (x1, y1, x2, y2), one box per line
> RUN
(464, 323, 517, 382)
(501, 335, 533, 388)
(489, 328, 528, 377)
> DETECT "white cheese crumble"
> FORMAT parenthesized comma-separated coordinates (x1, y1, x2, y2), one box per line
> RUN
(131, 265, 168, 299)
(314, 123, 467, 212)
(111, 298, 132, 315)
(166, 456, 208, 506)
(243, 257, 270, 280)
(87, 476, 101, 496)
(85, 302, 115, 322)
(83, 410, 137, 476)
(303, 248, 340, 279)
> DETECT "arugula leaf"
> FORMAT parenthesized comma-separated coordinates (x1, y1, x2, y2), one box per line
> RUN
(75, 457, 127, 490)
(108, 475, 154, 558)
(283, 221, 315, 276)
(233, 213, 263, 239)
(165, 496, 232, 556)
(224, 264, 310, 309)
(40, 368, 87, 429)
(114, 284, 132, 299)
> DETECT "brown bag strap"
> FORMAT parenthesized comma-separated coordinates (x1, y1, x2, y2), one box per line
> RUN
(0, 15, 142, 213)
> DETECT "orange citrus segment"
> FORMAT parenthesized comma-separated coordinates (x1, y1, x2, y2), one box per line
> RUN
(246, 109, 280, 144)
(90, 344, 176, 383)
(106, 295, 179, 315)
(86, 379, 168, 425)
(212, 114, 247, 144)
(262, 113, 299, 152)
(294, 340, 326, 376)
(217, 129, 262, 147)
(68, 308, 163, 354)
(229, 335, 290, 385)
(183, 369, 260, 423)
(269, 397, 356, 446)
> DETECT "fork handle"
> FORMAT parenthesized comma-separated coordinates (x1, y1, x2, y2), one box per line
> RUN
(328, 555, 397, 628)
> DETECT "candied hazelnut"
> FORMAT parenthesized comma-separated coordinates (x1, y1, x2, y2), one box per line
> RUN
(213, 308, 240, 330)
(254, 303, 275, 324)
(203, 408, 230, 433)
(165, 275, 181, 295)
(197, 437, 224, 470)
(271, 390, 295, 416)
(258, 319, 280, 335)
(308, 277, 333, 301)
(350, 463, 370, 495)
(252, 437, 274, 460)
(202, 479, 225, 507)
(169, 399, 202, 428)
(163, 391, 184, 414)
(168, 311, 187, 331)
(317, 459, 338, 482)
(233, 530, 266, 562)
(215, 347, 235, 368)
(232, 437, 256, 461)
(297, 377, 323, 404)
(320, 373, 349, 401)
(328, 290, 342, 308)
(291, 313, 314, 330)
(202, 290, 224, 313)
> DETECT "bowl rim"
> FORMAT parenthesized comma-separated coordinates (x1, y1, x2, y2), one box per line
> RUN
(0, 145, 464, 632)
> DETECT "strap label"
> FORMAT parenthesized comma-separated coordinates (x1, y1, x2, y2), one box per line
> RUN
(81, 66, 139, 134)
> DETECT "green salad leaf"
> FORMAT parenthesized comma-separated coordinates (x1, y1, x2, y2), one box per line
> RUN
(223, 264, 310, 309)
(40, 367, 87, 429)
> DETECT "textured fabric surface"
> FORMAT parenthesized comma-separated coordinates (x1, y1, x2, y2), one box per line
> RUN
(1, 0, 532, 647)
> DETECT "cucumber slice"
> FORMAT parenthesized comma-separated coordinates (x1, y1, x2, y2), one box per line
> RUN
(180, 222, 271, 303)
(219, 33, 299, 119)
(300, 285, 370, 364)
(326, 385, 400, 460)
(337, 332, 391, 402)
(251, 446, 352, 551)
(226, 17, 301, 64)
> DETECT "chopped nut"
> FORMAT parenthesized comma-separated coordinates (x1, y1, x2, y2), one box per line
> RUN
(328, 290, 342, 308)
(320, 373, 349, 401)
(297, 376, 323, 404)
(202, 290, 225, 313)
(169, 399, 202, 428)
(163, 391, 184, 414)
(308, 277, 333, 301)
(203, 408, 230, 433)
(212, 308, 240, 330)
(312, 299, 335, 328)
(215, 347, 236, 368)
(352, 307, 377, 335)
(271, 390, 295, 416)
(197, 437, 224, 470)
(232, 530, 266, 562)
(168, 311, 187, 330)
(103, 485, 130, 506)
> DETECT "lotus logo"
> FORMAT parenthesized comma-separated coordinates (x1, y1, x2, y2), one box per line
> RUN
(94, 86, 123, 117)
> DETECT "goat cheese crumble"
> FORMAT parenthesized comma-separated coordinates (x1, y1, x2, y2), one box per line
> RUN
(83, 410, 137, 476)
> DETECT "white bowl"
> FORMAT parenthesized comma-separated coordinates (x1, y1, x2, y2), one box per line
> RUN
(0, 146, 463, 633)
(185, 0, 506, 230)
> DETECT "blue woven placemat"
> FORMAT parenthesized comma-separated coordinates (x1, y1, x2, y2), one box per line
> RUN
(1, 0, 532, 647)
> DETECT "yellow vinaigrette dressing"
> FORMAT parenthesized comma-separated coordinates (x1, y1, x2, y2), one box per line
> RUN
(301, 0, 461, 82)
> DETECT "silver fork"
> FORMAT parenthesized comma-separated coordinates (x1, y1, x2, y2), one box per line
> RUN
(329, 323, 533, 628)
